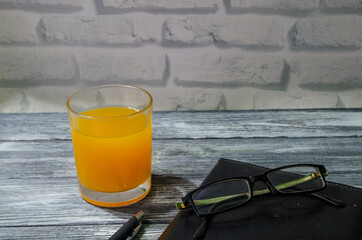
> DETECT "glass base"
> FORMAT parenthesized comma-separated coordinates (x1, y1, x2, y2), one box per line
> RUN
(78, 177, 151, 207)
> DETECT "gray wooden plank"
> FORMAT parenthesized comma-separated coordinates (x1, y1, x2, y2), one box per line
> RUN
(0, 224, 167, 240)
(1, 110, 361, 239)
(1, 138, 361, 228)
(1, 138, 361, 185)
(1, 110, 362, 141)
(0, 176, 181, 226)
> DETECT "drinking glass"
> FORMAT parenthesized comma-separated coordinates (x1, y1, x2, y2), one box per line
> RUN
(67, 84, 153, 207)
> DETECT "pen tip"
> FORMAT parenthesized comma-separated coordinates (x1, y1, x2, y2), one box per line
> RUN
(135, 210, 144, 222)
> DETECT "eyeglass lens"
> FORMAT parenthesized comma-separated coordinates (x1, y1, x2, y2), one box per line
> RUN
(191, 179, 251, 215)
(267, 166, 325, 193)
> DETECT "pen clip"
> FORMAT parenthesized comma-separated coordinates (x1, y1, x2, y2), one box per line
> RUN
(126, 222, 143, 240)
(108, 211, 144, 240)
(127, 211, 144, 240)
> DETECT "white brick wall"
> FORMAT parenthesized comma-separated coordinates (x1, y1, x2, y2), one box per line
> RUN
(102, 0, 219, 10)
(164, 15, 285, 48)
(230, 0, 319, 10)
(292, 55, 362, 87)
(0, 13, 36, 45)
(0, 51, 76, 82)
(78, 53, 166, 82)
(40, 15, 157, 45)
(0, 0, 361, 112)
(173, 53, 285, 85)
(293, 16, 362, 48)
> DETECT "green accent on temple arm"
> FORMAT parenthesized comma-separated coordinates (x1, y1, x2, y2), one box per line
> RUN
(175, 171, 328, 209)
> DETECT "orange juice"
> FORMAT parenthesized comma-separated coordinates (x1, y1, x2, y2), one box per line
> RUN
(71, 106, 152, 196)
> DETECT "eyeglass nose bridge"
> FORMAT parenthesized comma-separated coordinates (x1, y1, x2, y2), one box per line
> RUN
(249, 174, 277, 195)
(249, 174, 266, 183)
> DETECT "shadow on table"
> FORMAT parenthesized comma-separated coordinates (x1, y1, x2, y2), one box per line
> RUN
(99, 174, 197, 219)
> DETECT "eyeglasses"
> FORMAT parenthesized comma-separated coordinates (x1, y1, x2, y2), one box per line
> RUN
(176, 164, 345, 239)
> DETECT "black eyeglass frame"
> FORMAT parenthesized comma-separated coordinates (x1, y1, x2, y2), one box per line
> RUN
(181, 164, 328, 217)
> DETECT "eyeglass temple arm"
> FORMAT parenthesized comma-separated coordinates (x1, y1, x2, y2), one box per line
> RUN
(194, 201, 222, 239)
(309, 192, 345, 207)
(194, 194, 247, 239)
(176, 171, 322, 209)
(176, 171, 345, 209)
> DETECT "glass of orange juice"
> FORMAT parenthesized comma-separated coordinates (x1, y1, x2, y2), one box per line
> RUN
(66, 84, 152, 207)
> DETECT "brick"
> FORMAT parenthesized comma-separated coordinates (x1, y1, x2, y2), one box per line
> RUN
(230, 0, 319, 10)
(164, 16, 217, 46)
(292, 55, 362, 87)
(152, 89, 225, 111)
(173, 53, 285, 87)
(40, 15, 156, 46)
(77, 53, 166, 82)
(322, 0, 362, 9)
(164, 16, 219, 46)
(293, 16, 362, 48)
(102, 0, 217, 10)
(223, 90, 255, 110)
(343, 92, 362, 108)
(166, 0, 218, 9)
(216, 16, 284, 48)
(254, 92, 340, 109)
(0, 51, 76, 82)
(0, 13, 36, 45)
(0, 0, 84, 9)
(195, 0, 218, 9)
(0, 89, 28, 113)
(24, 86, 76, 112)
(102, 0, 164, 9)
(164, 15, 284, 48)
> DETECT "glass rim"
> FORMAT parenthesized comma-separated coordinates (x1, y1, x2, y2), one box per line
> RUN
(66, 84, 153, 120)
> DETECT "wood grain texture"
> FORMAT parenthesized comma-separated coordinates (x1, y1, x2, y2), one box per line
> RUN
(1, 110, 362, 141)
(0, 110, 361, 239)
(0, 224, 167, 240)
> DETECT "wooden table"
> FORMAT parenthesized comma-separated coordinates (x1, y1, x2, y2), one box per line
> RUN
(1, 110, 362, 239)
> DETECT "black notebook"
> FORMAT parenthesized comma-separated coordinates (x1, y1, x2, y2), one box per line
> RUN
(159, 158, 362, 240)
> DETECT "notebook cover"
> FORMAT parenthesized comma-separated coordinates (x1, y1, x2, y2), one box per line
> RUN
(159, 158, 362, 240)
